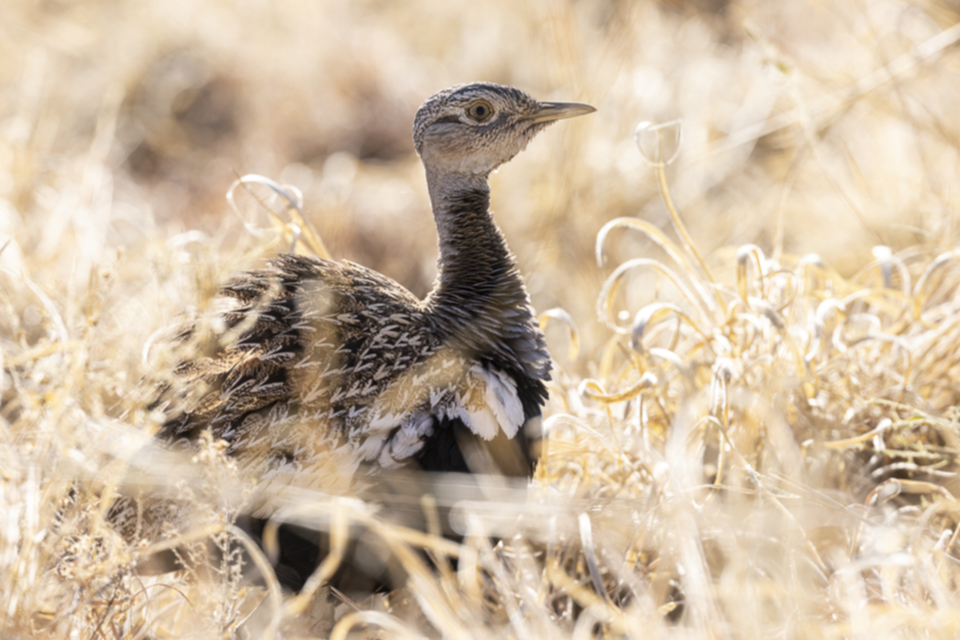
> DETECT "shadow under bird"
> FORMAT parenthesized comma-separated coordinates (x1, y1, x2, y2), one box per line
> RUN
(141, 82, 595, 593)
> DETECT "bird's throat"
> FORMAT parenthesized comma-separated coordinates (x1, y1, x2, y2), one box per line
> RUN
(424, 169, 527, 329)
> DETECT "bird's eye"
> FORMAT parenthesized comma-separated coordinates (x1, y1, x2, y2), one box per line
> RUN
(465, 100, 494, 123)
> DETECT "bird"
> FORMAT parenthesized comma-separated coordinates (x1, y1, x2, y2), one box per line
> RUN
(147, 81, 595, 592)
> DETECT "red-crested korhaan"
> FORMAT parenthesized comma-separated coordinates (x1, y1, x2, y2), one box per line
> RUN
(160, 82, 594, 477)
(151, 82, 594, 590)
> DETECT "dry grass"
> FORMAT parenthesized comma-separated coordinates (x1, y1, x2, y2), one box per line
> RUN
(4, 0, 960, 637)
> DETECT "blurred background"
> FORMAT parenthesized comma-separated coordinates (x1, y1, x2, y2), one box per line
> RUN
(3, 0, 960, 372)
(4, 4, 960, 636)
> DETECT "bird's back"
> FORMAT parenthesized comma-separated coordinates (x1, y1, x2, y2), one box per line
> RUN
(157, 252, 543, 488)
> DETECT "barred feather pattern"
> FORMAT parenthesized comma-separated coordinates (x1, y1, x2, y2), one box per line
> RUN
(158, 243, 549, 485)
(119, 82, 595, 595)
(150, 82, 587, 500)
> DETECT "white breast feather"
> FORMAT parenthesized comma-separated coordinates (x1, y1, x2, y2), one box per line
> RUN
(454, 364, 524, 440)
(355, 431, 388, 464)
(351, 362, 525, 467)
(383, 412, 435, 466)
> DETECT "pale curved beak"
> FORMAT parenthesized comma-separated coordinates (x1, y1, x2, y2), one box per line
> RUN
(529, 100, 596, 123)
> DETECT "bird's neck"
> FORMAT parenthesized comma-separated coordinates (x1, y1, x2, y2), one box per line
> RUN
(423, 168, 528, 329)
(422, 167, 552, 415)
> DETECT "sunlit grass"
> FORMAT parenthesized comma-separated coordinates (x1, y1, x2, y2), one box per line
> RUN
(3, 0, 960, 637)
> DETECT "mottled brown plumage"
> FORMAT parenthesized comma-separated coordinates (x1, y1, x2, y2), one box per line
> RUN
(142, 83, 594, 592)
(157, 83, 594, 486)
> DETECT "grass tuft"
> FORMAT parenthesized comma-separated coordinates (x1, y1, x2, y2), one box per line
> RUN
(4, 0, 960, 637)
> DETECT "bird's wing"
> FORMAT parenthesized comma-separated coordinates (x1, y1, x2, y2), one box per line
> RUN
(153, 253, 534, 478)
(154, 254, 423, 440)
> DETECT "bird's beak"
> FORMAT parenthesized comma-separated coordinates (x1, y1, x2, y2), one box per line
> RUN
(528, 100, 596, 123)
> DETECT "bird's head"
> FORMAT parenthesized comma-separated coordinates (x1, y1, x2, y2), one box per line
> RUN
(413, 82, 595, 177)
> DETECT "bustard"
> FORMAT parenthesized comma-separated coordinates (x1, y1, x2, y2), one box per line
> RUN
(151, 82, 594, 590)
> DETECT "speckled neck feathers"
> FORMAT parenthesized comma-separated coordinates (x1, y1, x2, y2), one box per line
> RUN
(423, 168, 551, 390)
